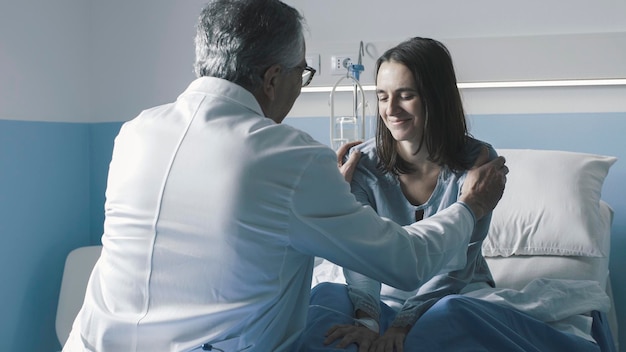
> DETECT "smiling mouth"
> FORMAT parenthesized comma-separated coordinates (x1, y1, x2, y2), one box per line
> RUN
(389, 118, 410, 125)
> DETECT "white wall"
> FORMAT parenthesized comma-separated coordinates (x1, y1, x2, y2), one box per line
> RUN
(89, 0, 205, 122)
(3, 0, 624, 122)
(285, 0, 626, 117)
(288, 0, 626, 41)
(0, 0, 91, 122)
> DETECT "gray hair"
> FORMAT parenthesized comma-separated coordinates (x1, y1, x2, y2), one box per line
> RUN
(194, 0, 305, 91)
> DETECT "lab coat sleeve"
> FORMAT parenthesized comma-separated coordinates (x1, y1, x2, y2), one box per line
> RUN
(344, 174, 383, 320)
(345, 270, 382, 320)
(288, 150, 474, 292)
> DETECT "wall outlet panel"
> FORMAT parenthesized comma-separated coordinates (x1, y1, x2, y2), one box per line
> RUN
(330, 55, 352, 75)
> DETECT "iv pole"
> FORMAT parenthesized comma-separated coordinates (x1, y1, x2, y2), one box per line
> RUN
(329, 41, 366, 150)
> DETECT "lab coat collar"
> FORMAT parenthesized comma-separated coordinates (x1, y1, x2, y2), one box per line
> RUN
(181, 76, 266, 118)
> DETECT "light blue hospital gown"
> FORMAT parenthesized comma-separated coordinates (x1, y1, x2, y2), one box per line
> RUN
(344, 137, 495, 328)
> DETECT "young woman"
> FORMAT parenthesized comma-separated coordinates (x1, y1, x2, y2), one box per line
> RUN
(299, 37, 600, 352)
(298, 36, 495, 352)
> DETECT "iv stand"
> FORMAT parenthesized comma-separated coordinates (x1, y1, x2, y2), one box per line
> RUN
(329, 42, 366, 150)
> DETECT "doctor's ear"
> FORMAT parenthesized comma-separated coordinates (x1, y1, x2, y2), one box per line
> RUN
(261, 64, 282, 101)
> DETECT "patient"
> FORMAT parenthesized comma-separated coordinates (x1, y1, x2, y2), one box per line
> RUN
(299, 37, 602, 352)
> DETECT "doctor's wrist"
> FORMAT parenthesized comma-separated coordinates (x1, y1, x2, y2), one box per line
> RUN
(355, 317, 379, 333)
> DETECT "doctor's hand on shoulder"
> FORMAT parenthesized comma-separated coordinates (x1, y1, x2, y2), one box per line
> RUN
(337, 141, 362, 183)
(460, 147, 509, 220)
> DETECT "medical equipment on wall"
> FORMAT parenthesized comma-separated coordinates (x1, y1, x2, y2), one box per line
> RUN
(329, 42, 367, 151)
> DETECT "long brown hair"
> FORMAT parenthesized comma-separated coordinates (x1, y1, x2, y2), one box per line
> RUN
(375, 37, 470, 175)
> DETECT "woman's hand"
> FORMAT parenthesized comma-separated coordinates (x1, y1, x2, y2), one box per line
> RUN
(369, 326, 408, 352)
(324, 323, 378, 352)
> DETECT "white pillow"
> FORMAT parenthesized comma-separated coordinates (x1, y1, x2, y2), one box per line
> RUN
(482, 149, 616, 257)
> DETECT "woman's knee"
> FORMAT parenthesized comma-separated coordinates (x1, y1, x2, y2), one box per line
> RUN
(436, 295, 472, 309)
(419, 295, 476, 321)
(310, 283, 349, 303)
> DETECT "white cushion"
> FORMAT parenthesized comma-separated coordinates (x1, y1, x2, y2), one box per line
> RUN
(56, 245, 102, 346)
(485, 255, 610, 291)
(482, 149, 616, 257)
(485, 201, 613, 290)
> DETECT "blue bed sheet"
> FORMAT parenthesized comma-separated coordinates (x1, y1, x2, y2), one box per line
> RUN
(296, 283, 615, 352)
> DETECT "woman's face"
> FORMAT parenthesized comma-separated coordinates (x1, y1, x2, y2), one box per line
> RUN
(376, 60, 425, 143)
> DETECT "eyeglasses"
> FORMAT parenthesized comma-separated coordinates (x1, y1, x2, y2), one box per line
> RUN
(301, 66, 316, 87)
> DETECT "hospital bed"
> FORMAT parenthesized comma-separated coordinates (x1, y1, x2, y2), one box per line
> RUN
(312, 148, 619, 351)
(56, 149, 619, 350)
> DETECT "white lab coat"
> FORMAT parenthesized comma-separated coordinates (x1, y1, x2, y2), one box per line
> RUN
(64, 77, 475, 352)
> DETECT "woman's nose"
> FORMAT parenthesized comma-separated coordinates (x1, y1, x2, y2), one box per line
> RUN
(386, 96, 400, 115)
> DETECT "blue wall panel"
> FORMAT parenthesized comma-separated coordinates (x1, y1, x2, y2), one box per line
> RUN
(88, 122, 123, 244)
(1, 112, 624, 351)
(0, 120, 91, 351)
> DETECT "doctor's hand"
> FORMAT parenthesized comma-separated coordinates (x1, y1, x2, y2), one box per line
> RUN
(370, 326, 408, 352)
(337, 141, 362, 183)
(460, 147, 509, 220)
(324, 323, 378, 352)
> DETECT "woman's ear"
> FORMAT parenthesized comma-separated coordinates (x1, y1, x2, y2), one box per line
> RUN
(261, 64, 282, 101)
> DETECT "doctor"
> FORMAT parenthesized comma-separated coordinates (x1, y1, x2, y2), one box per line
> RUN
(63, 0, 508, 351)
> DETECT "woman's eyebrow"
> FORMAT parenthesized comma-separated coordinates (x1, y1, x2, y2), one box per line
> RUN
(376, 87, 417, 94)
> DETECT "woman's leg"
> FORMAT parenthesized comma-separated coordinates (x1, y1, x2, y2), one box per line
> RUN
(404, 295, 601, 352)
(296, 283, 358, 351)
